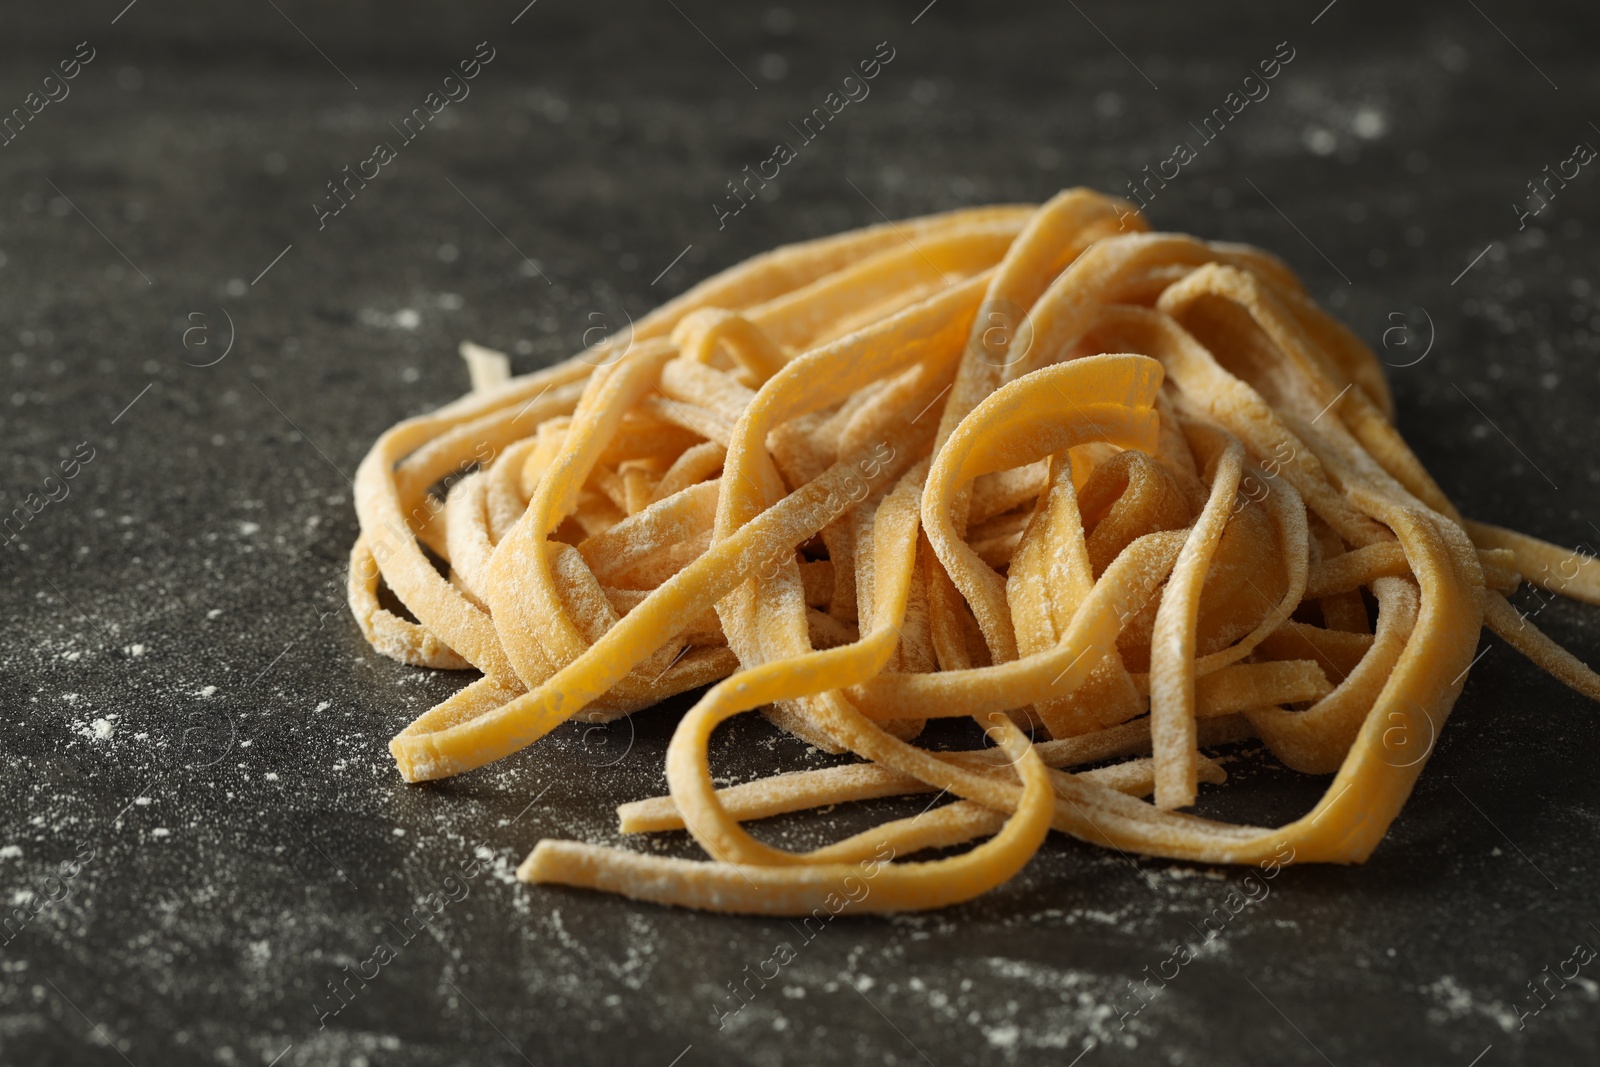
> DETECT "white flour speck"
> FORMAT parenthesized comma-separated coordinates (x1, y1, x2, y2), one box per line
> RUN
(985, 1022, 1020, 1049)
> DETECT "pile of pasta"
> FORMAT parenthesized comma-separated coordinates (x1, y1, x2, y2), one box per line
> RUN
(351, 189, 1600, 914)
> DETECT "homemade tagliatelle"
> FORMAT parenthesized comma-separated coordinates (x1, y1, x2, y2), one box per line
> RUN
(350, 189, 1600, 914)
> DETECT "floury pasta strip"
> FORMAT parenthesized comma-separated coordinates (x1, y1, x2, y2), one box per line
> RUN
(349, 189, 1600, 914)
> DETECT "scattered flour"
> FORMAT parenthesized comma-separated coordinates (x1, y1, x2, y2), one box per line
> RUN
(473, 845, 519, 886)
(1419, 974, 1520, 1033)
(984, 1022, 1020, 1049)
(73, 714, 118, 740)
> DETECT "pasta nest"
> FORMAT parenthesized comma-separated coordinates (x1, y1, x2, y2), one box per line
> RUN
(350, 190, 1600, 914)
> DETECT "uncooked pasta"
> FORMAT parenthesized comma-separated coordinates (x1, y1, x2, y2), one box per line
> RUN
(349, 189, 1600, 914)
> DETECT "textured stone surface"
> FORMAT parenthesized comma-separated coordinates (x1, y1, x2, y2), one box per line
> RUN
(2, 1, 1598, 1064)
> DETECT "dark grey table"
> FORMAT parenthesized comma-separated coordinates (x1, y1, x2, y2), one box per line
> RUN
(3, 1, 1598, 1064)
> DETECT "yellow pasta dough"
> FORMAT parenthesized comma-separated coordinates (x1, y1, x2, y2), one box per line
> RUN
(349, 189, 1600, 914)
